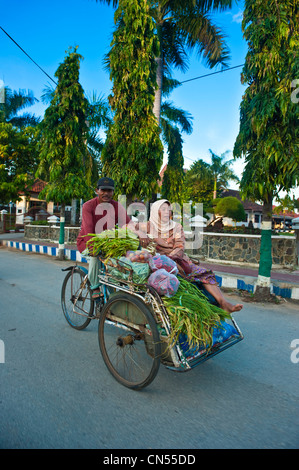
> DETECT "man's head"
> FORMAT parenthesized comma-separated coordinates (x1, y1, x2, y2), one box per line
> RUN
(96, 177, 114, 203)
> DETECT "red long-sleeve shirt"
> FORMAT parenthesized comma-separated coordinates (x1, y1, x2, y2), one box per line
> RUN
(77, 197, 131, 253)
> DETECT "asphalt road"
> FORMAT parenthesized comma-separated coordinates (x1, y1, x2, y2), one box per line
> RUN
(0, 247, 298, 449)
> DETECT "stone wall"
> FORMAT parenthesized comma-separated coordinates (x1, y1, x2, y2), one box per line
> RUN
(24, 225, 298, 267)
(188, 232, 298, 267)
(25, 225, 80, 245)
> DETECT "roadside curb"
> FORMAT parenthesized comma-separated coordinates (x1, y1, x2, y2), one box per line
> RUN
(2, 238, 299, 300)
(215, 271, 299, 301)
(3, 239, 88, 263)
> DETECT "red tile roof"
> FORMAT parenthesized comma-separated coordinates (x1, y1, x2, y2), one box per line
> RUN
(272, 206, 299, 218)
(27, 179, 47, 193)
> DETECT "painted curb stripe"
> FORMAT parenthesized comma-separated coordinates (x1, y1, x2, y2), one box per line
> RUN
(4, 240, 299, 300)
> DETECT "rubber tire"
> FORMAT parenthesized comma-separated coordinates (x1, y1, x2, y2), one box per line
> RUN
(98, 292, 161, 390)
(61, 268, 94, 330)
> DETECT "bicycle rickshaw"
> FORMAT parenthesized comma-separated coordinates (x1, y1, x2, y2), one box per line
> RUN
(61, 254, 243, 390)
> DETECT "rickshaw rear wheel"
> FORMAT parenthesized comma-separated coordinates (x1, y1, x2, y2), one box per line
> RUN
(98, 292, 161, 390)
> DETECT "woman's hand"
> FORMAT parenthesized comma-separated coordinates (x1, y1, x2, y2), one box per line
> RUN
(137, 231, 151, 248)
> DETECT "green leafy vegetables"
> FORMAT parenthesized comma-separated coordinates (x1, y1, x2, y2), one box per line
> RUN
(163, 279, 231, 349)
(86, 228, 139, 258)
(86, 230, 231, 350)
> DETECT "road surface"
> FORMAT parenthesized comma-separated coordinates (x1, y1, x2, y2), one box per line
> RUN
(0, 247, 298, 449)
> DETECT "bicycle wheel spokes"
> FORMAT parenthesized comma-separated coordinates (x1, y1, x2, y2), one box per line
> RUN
(98, 293, 161, 390)
(104, 325, 153, 383)
(61, 268, 94, 330)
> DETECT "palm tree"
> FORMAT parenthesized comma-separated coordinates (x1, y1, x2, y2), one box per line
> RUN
(273, 194, 297, 230)
(209, 149, 239, 198)
(184, 159, 215, 202)
(150, 0, 232, 124)
(0, 87, 40, 127)
(160, 76, 193, 137)
(161, 100, 193, 138)
(84, 91, 112, 175)
(95, 0, 233, 124)
(158, 76, 193, 204)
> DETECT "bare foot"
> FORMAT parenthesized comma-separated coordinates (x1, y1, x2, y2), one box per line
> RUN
(219, 299, 243, 313)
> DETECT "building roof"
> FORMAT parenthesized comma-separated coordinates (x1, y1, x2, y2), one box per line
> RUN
(30, 179, 47, 193)
(19, 179, 47, 196)
(272, 206, 299, 220)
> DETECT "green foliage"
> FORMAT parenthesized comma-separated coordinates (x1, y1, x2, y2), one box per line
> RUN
(152, 0, 233, 127)
(161, 126, 185, 204)
(97, 0, 232, 69)
(160, 100, 193, 205)
(101, 0, 163, 201)
(273, 194, 297, 215)
(30, 220, 49, 225)
(151, 0, 231, 70)
(0, 87, 40, 128)
(184, 159, 213, 203)
(233, 0, 299, 281)
(98, 0, 234, 171)
(214, 196, 246, 222)
(0, 123, 39, 203)
(233, 0, 299, 202)
(36, 47, 95, 204)
(183, 150, 239, 203)
(41, 86, 111, 177)
(160, 100, 193, 136)
(209, 149, 239, 197)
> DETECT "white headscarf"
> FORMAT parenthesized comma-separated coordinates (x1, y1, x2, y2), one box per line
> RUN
(149, 199, 176, 236)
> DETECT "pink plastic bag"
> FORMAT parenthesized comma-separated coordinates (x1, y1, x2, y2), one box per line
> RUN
(151, 254, 178, 275)
(148, 268, 179, 297)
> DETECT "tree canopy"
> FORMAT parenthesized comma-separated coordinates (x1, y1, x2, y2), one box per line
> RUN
(36, 47, 95, 205)
(161, 126, 185, 205)
(233, 0, 299, 287)
(214, 196, 246, 222)
(0, 123, 39, 203)
(0, 87, 40, 128)
(184, 159, 214, 203)
(101, 0, 163, 203)
(234, 0, 299, 205)
(96, 0, 233, 124)
(183, 150, 239, 203)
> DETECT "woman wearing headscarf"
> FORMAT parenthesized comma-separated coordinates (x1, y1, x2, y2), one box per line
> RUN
(132, 199, 243, 313)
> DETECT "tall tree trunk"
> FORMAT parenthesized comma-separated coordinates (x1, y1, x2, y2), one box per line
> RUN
(153, 56, 163, 126)
(153, 22, 163, 126)
(256, 193, 273, 294)
(151, 54, 163, 204)
(213, 177, 217, 199)
(71, 198, 77, 225)
(58, 203, 65, 260)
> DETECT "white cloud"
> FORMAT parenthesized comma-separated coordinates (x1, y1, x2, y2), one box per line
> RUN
(232, 11, 243, 24)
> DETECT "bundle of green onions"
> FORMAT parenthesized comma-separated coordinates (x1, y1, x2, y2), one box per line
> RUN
(162, 278, 231, 350)
(86, 228, 139, 258)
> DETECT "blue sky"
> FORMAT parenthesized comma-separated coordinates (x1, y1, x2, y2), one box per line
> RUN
(1, 0, 296, 199)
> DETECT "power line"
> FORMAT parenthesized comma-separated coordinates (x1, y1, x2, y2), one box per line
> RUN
(0, 26, 57, 86)
(184, 155, 197, 163)
(179, 64, 244, 84)
(1, 25, 243, 90)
